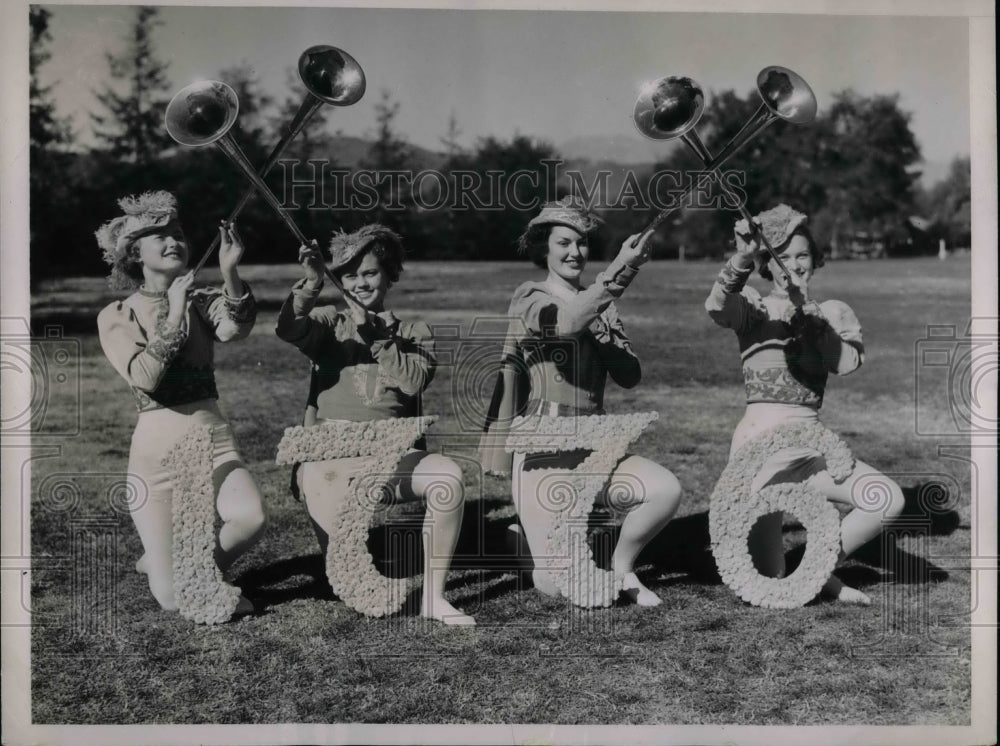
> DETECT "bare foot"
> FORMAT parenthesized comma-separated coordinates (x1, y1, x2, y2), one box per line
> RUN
(621, 572, 662, 607)
(135, 554, 149, 574)
(833, 585, 871, 606)
(822, 575, 871, 606)
(420, 596, 476, 626)
(531, 569, 562, 598)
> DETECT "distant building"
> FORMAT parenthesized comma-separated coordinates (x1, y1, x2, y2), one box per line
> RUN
(827, 217, 936, 260)
(846, 231, 886, 260)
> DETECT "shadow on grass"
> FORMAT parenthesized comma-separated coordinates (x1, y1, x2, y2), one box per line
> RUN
(236, 498, 524, 614)
(640, 479, 959, 592)
(233, 553, 334, 610)
(760, 480, 958, 592)
(236, 482, 959, 613)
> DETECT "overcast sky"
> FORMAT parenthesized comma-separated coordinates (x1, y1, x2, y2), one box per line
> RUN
(39, 5, 970, 179)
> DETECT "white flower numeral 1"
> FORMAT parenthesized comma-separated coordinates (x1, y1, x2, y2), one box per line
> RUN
(163, 423, 242, 625)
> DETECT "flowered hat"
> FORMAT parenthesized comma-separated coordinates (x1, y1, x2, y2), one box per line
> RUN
(95, 191, 179, 290)
(735, 203, 807, 249)
(526, 196, 602, 235)
(327, 224, 404, 271)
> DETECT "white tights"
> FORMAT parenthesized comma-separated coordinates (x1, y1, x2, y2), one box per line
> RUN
(514, 452, 683, 601)
(746, 456, 906, 581)
(299, 450, 474, 624)
(127, 402, 266, 610)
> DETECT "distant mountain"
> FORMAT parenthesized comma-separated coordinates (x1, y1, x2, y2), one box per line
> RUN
(287, 132, 676, 171)
(284, 134, 447, 170)
(558, 134, 668, 165)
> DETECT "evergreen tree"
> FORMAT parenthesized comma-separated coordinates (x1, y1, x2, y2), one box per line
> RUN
(444, 135, 561, 260)
(90, 6, 173, 163)
(29, 7, 73, 151)
(269, 67, 331, 158)
(440, 110, 464, 159)
(218, 62, 276, 157)
(29, 7, 75, 285)
(360, 90, 414, 233)
(364, 90, 412, 171)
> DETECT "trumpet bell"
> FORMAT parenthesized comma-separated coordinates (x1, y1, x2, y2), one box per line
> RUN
(632, 76, 705, 141)
(298, 45, 366, 106)
(165, 80, 239, 147)
(757, 65, 817, 124)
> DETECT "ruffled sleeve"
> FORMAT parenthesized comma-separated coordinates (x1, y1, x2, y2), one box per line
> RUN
(511, 256, 640, 339)
(705, 259, 768, 335)
(97, 301, 188, 393)
(805, 299, 865, 375)
(274, 279, 339, 360)
(190, 283, 257, 342)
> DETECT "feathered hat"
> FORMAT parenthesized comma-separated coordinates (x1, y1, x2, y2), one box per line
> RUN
(327, 224, 404, 271)
(735, 203, 807, 249)
(526, 195, 603, 235)
(94, 191, 179, 290)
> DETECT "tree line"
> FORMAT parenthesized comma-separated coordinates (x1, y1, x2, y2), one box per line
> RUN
(29, 7, 971, 284)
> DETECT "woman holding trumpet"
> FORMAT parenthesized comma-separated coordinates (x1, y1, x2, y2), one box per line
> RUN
(275, 227, 475, 626)
(704, 204, 905, 605)
(96, 191, 266, 618)
(480, 197, 683, 606)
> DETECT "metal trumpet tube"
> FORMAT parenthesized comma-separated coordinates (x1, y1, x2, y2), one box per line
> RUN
(632, 66, 817, 280)
(166, 45, 366, 275)
(165, 80, 311, 243)
(165, 79, 345, 287)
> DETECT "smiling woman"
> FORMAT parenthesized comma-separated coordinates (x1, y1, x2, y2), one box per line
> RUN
(94, 190, 266, 621)
(704, 203, 906, 606)
(274, 224, 475, 625)
(480, 196, 684, 607)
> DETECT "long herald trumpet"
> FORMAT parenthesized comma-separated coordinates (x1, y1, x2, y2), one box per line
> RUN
(165, 45, 366, 279)
(632, 65, 817, 281)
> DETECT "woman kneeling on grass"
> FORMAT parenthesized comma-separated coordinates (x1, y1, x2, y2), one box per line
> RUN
(96, 191, 265, 619)
(480, 197, 683, 607)
(705, 204, 905, 605)
(275, 225, 475, 626)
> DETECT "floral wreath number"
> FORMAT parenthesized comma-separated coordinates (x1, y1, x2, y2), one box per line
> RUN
(708, 420, 855, 609)
(276, 417, 436, 618)
(162, 424, 242, 625)
(506, 412, 658, 609)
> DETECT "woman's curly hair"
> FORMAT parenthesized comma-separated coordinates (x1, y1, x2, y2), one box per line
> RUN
(329, 225, 406, 283)
(516, 197, 603, 269)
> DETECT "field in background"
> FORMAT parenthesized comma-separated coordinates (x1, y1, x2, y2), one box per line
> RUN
(26, 256, 975, 724)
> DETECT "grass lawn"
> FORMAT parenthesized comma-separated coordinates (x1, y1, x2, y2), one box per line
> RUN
(26, 255, 975, 725)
